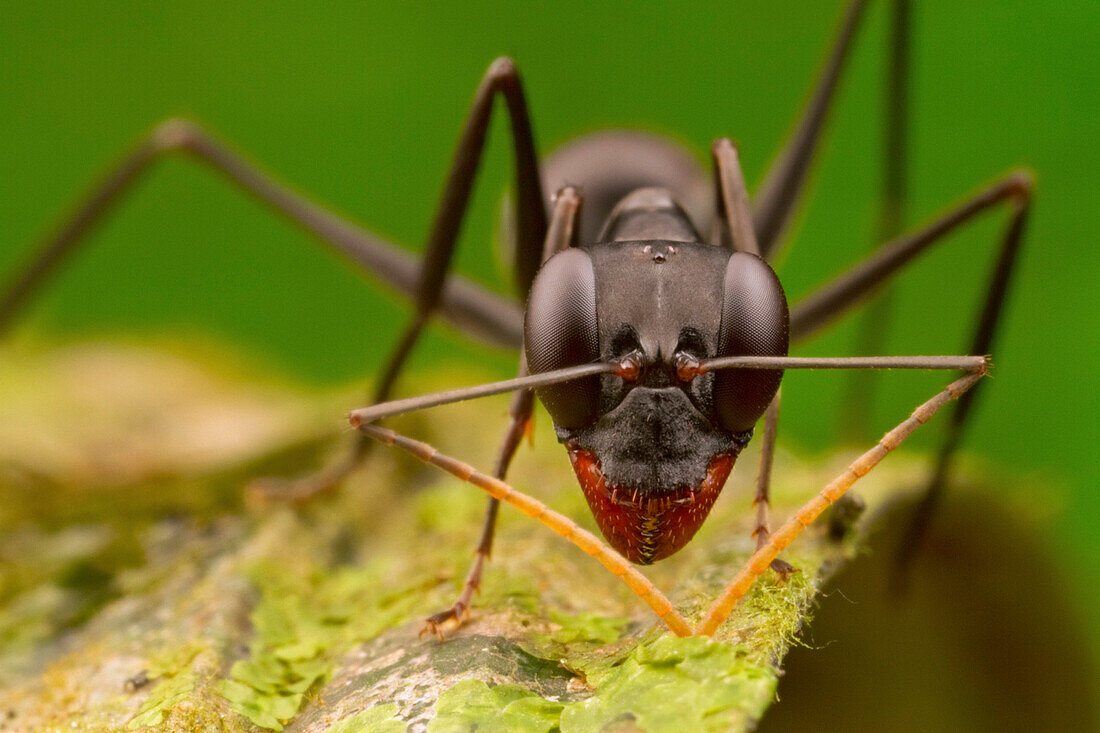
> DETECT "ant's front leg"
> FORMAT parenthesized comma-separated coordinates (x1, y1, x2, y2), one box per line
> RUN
(698, 367, 987, 636)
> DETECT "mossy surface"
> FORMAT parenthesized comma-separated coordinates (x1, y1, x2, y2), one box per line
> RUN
(0, 342, 942, 732)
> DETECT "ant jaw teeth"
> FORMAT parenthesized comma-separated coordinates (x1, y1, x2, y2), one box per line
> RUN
(568, 447, 735, 564)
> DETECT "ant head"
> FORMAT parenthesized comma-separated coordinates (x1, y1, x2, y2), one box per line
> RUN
(524, 240, 788, 563)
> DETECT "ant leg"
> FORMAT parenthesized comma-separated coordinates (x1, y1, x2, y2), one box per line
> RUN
(788, 171, 1031, 581)
(0, 119, 522, 348)
(1, 58, 545, 502)
(420, 188, 580, 638)
(697, 368, 986, 636)
(253, 57, 548, 501)
(893, 211, 1028, 584)
(709, 141, 798, 577)
(751, 390, 797, 580)
(359, 422, 692, 638)
(789, 171, 1031, 340)
(711, 139, 759, 255)
(752, 0, 869, 259)
(844, 0, 912, 439)
(420, 389, 533, 639)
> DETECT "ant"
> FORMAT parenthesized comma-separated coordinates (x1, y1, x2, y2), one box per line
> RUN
(0, 0, 1028, 638)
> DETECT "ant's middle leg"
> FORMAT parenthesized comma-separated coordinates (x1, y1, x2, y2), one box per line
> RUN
(420, 389, 532, 640)
(751, 391, 798, 580)
(253, 57, 549, 501)
(788, 170, 1032, 584)
(420, 187, 580, 638)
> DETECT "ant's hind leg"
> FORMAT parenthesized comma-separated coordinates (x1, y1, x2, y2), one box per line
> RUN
(0, 115, 529, 503)
(0, 119, 522, 346)
(752, 0, 869, 259)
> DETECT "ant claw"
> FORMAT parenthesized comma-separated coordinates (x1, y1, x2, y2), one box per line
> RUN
(418, 621, 447, 642)
(770, 558, 799, 584)
(420, 601, 470, 641)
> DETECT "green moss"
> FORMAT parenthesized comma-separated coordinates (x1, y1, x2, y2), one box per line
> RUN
(427, 679, 563, 733)
(558, 636, 775, 733)
(127, 671, 198, 730)
(420, 636, 776, 733)
(710, 553, 818, 669)
(217, 561, 432, 730)
(2, 344, 983, 732)
(323, 704, 406, 733)
(546, 610, 626, 646)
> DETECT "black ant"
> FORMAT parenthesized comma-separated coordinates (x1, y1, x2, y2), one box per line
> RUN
(0, 0, 1028, 637)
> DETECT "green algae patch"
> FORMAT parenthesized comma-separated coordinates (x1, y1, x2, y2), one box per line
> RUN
(216, 564, 337, 729)
(558, 636, 775, 733)
(125, 644, 208, 729)
(322, 704, 406, 733)
(217, 562, 431, 730)
(127, 670, 199, 729)
(419, 636, 777, 733)
(546, 610, 626, 646)
(427, 679, 563, 733)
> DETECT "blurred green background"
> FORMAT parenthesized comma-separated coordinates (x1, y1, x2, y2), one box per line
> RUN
(2, 0, 1097, 669)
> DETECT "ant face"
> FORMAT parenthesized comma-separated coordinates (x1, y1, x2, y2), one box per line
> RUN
(525, 228, 788, 564)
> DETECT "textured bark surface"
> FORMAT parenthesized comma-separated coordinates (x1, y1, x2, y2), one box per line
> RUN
(0, 342, 1090, 732)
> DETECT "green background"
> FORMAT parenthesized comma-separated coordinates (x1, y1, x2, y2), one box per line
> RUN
(3, 0, 1097, 662)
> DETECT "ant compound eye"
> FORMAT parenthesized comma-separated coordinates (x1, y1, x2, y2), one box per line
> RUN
(713, 252, 789, 432)
(524, 248, 601, 429)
